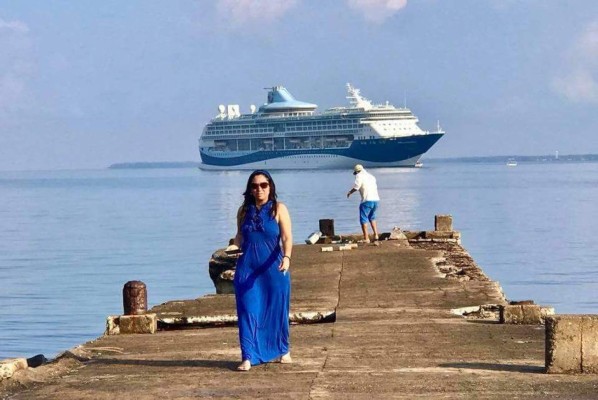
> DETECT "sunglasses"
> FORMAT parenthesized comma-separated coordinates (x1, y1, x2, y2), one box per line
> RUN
(251, 182, 270, 190)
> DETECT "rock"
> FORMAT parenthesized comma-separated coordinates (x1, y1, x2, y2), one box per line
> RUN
(26, 354, 47, 368)
(208, 248, 238, 294)
(389, 226, 407, 240)
(0, 358, 28, 381)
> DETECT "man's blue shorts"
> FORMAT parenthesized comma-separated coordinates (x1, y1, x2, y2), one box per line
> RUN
(359, 201, 378, 224)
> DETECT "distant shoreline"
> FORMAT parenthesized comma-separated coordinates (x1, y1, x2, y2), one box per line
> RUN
(108, 154, 598, 169)
(423, 153, 598, 164)
(108, 161, 201, 169)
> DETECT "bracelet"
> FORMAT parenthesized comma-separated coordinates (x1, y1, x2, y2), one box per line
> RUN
(283, 255, 291, 261)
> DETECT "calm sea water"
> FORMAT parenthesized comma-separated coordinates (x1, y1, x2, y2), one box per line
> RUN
(1, 162, 597, 359)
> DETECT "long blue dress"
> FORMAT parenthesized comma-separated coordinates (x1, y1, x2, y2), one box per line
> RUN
(234, 201, 291, 365)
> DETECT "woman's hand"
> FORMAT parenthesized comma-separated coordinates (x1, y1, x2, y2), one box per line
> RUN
(279, 256, 290, 273)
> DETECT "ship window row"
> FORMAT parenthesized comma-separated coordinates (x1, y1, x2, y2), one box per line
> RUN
(205, 121, 360, 135)
(205, 128, 359, 137)
(205, 127, 356, 135)
(286, 121, 359, 129)
(209, 136, 353, 151)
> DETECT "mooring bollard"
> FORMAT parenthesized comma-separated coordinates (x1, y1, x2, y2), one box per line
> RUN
(123, 281, 147, 315)
(319, 219, 335, 237)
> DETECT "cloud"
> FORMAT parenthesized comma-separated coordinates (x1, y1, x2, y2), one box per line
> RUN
(347, 0, 407, 24)
(0, 18, 29, 34)
(0, 18, 33, 118)
(552, 20, 598, 103)
(216, 0, 299, 27)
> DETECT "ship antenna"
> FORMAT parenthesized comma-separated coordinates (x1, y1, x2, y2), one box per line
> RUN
(404, 91, 407, 109)
(346, 83, 372, 110)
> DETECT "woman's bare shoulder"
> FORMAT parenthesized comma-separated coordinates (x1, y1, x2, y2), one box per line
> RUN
(276, 202, 289, 213)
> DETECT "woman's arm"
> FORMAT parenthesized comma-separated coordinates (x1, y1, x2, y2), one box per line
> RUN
(233, 206, 244, 248)
(277, 203, 293, 272)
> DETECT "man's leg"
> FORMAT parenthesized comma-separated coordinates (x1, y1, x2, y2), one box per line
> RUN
(361, 223, 369, 241)
(370, 220, 379, 240)
(359, 203, 370, 242)
(369, 202, 379, 240)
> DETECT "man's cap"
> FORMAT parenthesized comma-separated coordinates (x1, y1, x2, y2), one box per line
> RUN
(353, 164, 363, 175)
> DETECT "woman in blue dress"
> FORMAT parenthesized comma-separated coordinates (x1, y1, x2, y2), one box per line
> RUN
(233, 170, 292, 371)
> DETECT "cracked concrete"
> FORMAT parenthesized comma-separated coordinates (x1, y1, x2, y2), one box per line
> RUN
(3, 239, 598, 399)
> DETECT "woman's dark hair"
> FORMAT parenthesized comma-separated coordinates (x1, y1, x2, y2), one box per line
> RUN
(241, 170, 278, 219)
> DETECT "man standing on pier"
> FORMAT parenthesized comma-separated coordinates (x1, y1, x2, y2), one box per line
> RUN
(347, 164, 380, 243)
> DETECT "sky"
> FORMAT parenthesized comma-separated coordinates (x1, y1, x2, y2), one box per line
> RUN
(1, 0, 597, 170)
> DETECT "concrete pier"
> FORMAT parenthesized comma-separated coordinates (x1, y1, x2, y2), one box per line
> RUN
(2, 232, 598, 398)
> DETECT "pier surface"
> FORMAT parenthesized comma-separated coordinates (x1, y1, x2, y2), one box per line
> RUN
(3, 239, 598, 399)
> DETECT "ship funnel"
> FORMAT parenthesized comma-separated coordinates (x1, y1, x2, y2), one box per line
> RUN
(226, 105, 241, 118)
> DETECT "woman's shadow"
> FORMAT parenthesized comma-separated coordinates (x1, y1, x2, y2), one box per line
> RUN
(92, 358, 239, 371)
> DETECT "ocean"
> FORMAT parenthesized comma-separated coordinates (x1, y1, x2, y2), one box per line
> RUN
(1, 162, 597, 360)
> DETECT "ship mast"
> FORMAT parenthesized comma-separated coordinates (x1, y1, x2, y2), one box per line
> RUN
(346, 83, 372, 110)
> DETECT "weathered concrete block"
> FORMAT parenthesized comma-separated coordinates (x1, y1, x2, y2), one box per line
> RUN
(522, 305, 543, 324)
(106, 313, 157, 335)
(425, 231, 456, 240)
(500, 304, 553, 325)
(120, 313, 157, 334)
(500, 305, 524, 324)
(539, 306, 555, 321)
(0, 358, 28, 380)
(546, 315, 583, 373)
(106, 315, 121, 335)
(581, 315, 598, 373)
(435, 215, 453, 232)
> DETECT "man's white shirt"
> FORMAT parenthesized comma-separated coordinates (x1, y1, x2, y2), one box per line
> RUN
(352, 170, 380, 202)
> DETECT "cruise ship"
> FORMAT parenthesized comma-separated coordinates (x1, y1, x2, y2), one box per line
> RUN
(198, 84, 444, 170)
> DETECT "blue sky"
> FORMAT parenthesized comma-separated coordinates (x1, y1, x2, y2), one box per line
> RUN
(1, 0, 597, 170)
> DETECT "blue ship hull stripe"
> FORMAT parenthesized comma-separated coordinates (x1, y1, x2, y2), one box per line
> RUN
(199, 134, 443, 167)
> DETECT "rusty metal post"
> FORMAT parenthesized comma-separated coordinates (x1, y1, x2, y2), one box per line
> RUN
(319, 219, 335, 237)
(123, 281, 147, 315)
